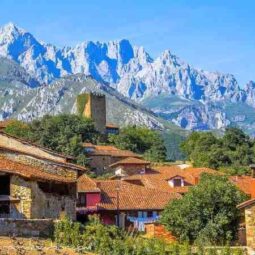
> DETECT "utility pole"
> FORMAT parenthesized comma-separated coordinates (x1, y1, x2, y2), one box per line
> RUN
(116, 180, 121, 227)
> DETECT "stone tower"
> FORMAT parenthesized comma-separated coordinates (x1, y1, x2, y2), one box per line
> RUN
(79, 93, 106, 133)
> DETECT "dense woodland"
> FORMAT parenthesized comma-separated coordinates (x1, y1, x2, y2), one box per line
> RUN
(181, 127, 255, 175)
(4, 114, 167, 166)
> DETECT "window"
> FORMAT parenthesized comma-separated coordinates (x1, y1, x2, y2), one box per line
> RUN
(78, 193, 87, 207)
(38, 182, 70, 196)
(173, 178, 182, 187)
(0, 175, 10, 195)
(168, 177, 184, 187)
(0, 202, 10, 215)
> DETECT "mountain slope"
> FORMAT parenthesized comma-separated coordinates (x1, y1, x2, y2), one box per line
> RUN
(0, 23, 255, 132)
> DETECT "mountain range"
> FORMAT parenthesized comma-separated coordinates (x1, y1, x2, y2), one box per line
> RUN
(0, 22, 255, 135)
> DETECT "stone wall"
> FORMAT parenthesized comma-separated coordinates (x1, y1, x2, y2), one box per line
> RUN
(83, 93, 106, 133)
(10, 175, 76, 220)
(245, 205, 255, 249)
(89, 155, 126, 175)
(0, 218, 54, 237)
(0, 133, 66, 163)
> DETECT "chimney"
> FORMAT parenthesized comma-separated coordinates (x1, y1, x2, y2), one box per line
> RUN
(250, 165, 255, 178)
(194, 177, 199, 185)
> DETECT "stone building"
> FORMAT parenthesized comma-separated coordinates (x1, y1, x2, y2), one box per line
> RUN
(0, 132, 85, 236)
(82, 93, 107, 133)
(237, 199, 255, 249)
(83, 143, 141, 175)
(110, 157, 150, 177)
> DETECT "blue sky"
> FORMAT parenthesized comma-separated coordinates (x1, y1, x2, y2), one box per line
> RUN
(0, 0, 254, 85)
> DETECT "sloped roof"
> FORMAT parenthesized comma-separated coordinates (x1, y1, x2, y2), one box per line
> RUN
(237, 198, 255, 209)
(109, 157, 150, 167)
(96, 180, 181, 210)
(122, 166, 219, 194)
(0, 146, 86, 172)
(83, 143, 141, 158)
(0, 131, 74, 160)
(0, 157, 75, 183)
(229, 175, 255, 197)
(77, 174, 100, 192)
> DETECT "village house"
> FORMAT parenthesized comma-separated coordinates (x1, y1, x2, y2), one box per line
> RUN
(0, 131, 85, 236)
(77, 174, 181, 231)
(110, 157, 150, 177)
(83, 143, 141, 175)
(77, 163, 255, 245)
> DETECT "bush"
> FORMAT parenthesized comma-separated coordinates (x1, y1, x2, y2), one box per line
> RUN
(54, 216, 246, 255)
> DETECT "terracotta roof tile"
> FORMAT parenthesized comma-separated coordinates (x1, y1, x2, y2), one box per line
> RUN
(83, 143, 141, 158)
(229, 175, 255, 197)
(0, 157, 75, 183)
(77, 174, 100, 192)
(109, 157, 150, 167)
(0, 146, 86, 172)
(0, 131, 74, 160)
(122, 166, 219, 194)
(96, 180, 181, 210)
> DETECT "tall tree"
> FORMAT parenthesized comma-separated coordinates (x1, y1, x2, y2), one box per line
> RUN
(5, 114, 99, 166)
(108, 126, 167, 162)
(161, 174, 247, 244)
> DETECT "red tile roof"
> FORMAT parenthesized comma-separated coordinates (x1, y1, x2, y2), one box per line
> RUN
(83, 143, 141, 158)
(96, 180, 181, 210)
(0, 131, 74, 160)
(77, 174, 100, 192)
(109, 157, 150, 167)
(0, 157, 76, 183)
(0, 146, 86, 172)
(229, 175, 255, 197)
(122, 166, 219, 194)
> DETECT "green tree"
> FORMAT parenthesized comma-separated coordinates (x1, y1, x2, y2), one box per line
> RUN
(108, 126, 166, 162)
(181, 128, 255, 174)
(161, 174, 247, 244)
(5, 114, 99, 166)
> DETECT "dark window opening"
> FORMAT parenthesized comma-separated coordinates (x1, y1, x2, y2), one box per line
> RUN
(173, 178, 182, 187)
(0, 201, 10, 215)
(78, 193, 87, 207)
(38, 182, 70, 196)
(0, 175, 10, 195)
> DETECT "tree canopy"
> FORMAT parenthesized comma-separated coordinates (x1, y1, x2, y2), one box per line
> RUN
(161, 174, 247, 245)
(4, 114, 99, 166)
(108, 125, 167, 162)
(181, 127, 254, 174)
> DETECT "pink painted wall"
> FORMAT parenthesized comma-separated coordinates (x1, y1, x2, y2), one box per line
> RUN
(86, 192, 101, 207)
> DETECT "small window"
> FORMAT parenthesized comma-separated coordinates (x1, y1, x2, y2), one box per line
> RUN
(173, 178, 182, 187)
(78, 193, 87, 206)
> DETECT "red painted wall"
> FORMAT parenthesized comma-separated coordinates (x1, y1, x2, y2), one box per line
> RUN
(86, 192, 101, 207)
(101, 212, 115, 225)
